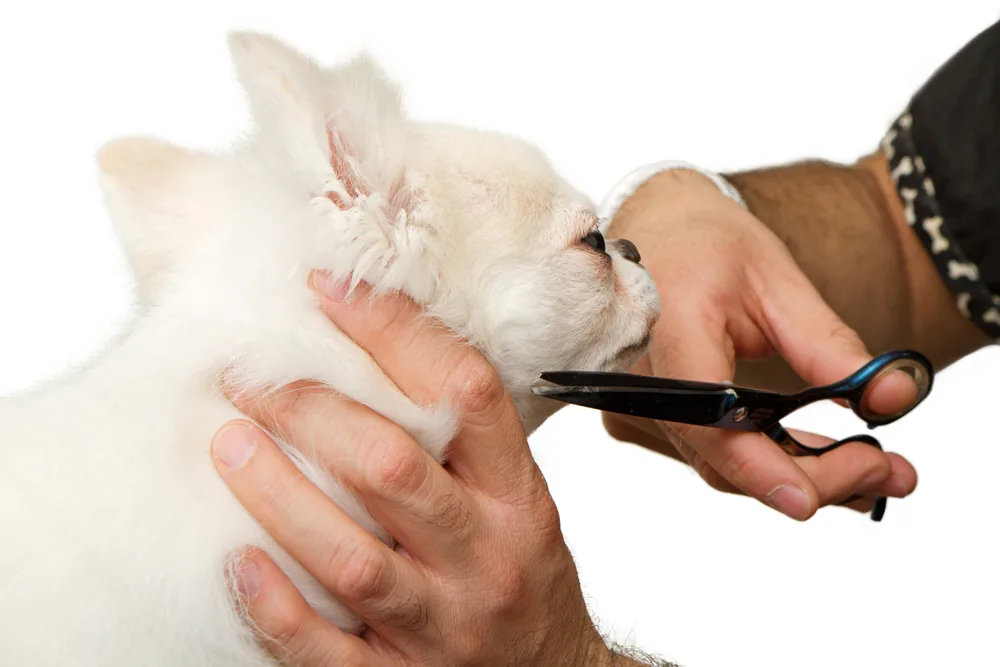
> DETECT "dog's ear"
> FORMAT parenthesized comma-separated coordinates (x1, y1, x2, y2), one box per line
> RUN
(229, 32, 427, 295)
(97, 137, 218, 305)
(228, 32, 409, 209)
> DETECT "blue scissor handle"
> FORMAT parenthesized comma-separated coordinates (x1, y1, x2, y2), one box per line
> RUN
(764, 350, 934, 522)
(792, 349, 934, 428)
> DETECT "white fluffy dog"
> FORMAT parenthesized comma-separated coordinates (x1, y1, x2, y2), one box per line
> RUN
(0, 33, 659, 666)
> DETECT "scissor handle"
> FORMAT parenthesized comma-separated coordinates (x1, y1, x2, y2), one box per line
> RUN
(765, 423, 888, 522)
(794, 349, 934, 428)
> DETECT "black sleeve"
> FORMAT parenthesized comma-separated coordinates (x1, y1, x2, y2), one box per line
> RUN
(883, 19, 1000, 338)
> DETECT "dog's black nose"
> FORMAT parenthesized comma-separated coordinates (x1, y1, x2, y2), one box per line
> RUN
(614, 239, 642, 264)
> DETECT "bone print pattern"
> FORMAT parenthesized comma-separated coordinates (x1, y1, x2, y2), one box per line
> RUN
(922, 216, 949, 253)
(948, 260, 979, 281)
(900, 187, 918, 225)
(884, 110, 1000, 338)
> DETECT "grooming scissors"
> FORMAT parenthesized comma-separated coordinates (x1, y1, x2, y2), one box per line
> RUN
(532, 349, 934, 521)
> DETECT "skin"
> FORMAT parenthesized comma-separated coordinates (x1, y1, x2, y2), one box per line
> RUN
(212, 148, 991, 664)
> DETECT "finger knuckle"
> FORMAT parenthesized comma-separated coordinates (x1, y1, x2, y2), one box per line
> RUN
(448, 348, 506, 418)
(373, 587, 430, 633)
(691, 453, 717, 485)
(804, 323, 867, 378)
(269, 384, 321, 433)
(428, 488, 474, 537)
(269, 618, 307, 653)
(829, 321, 865, 350)
(333, 547, 388, 606)
(267, 609, 314, 660)
(246, 567, 356, 666)
(367, 430, 427, 500)
(827, 325, 867, 363)
(870, 452, 893, 480)
(719, 449, 759, 493)
(517, 479, 563, 541)
(702, 469, 735, 493)
(851, 449, 893, 493)
(667, 427, 717, 481)
(533, 496, 562, 537)
(491, 563, 532, 612)
(665, 425, 694, 456)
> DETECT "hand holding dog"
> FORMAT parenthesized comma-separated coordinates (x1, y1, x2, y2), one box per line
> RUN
(214, 277, 664, 667)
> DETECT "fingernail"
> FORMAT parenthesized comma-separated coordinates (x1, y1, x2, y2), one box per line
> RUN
(213, 425, 256, 470)
(311, 271, 351, 302)
(235, 555, 261, 601)
(766, 484, 812, 521)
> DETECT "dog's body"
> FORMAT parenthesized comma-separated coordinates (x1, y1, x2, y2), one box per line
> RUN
(0, 34, 659, 666)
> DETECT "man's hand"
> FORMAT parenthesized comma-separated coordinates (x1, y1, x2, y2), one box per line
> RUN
(603, 168, 921, 520)
(211, 277, 669, 666)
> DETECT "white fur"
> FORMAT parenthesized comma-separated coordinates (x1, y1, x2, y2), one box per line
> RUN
(0, 33, 659, 666)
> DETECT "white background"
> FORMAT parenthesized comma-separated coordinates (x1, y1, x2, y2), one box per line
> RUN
(1, 2, 997, 665)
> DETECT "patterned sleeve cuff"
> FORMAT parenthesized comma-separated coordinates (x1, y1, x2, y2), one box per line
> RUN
(882, 111, 1000, 338)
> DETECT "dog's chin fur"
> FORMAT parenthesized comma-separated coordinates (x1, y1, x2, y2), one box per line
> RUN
(0, 32, 659, 666)
(606, 335, 653, 373)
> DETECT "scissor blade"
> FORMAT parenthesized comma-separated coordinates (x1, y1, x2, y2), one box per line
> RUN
(539, 371, 735, 392)
(532, 384, 735, 425)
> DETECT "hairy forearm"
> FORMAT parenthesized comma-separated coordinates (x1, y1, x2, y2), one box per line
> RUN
(725, 152, 989, 391)
(608, 648, 680, 667)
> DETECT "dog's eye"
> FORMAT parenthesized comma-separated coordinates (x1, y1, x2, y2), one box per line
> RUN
(581, 230, 606, 253)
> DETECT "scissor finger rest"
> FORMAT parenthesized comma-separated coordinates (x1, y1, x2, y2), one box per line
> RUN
(764, 423, 888, 521)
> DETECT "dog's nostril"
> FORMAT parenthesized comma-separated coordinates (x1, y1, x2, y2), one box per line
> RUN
(615, 239, 642, 264)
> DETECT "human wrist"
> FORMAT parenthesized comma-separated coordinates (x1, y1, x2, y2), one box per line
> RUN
(607, 167, 744, 240)
(641, 167, 740, 209)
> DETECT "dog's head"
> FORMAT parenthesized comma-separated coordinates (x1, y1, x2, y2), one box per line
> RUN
(403, 125, 659, 427)
(99, 33, 659, 431)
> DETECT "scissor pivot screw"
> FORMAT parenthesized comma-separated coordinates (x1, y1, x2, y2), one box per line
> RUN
(734, 407, 748, 422)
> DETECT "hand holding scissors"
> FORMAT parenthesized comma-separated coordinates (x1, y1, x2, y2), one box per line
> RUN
(534, 350, 934, 521)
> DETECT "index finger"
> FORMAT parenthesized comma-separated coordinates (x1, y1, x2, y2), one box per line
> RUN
(648, 303, 825, 520)
(309, 271, 532, 497)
